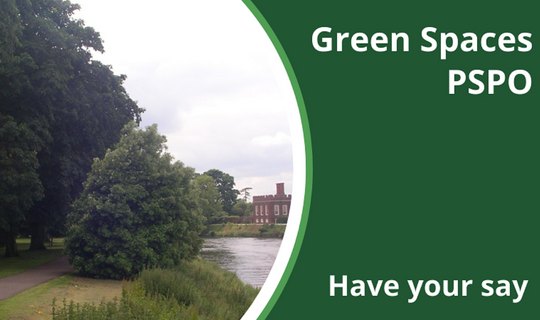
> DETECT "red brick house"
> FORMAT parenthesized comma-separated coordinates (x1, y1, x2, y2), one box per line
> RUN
(252, 183, 291, 224)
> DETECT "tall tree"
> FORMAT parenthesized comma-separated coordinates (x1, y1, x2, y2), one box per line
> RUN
(203, 169, 240, 215)
(0, 116, 43, 257)
(240, 187, 252, 202)
(192, 174, 225, 225)
(0, 0, 143, 250)
(65, 123, 204, 279)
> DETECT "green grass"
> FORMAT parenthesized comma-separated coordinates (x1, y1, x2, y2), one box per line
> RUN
(203, 223, 285, 238)
(140, 259, 259, 319)
(0, 238, 65, 278)
(52, 259, 259, 320)
(0, 274, 122, 320)
(0, 275, 73, 319)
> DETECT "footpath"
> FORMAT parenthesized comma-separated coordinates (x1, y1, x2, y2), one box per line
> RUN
(0, 255, 74, 301)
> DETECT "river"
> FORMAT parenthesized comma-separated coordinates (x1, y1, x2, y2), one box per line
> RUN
(199, 237, 282, 288)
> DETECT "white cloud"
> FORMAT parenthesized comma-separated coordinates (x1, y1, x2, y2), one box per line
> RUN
(252, 132, 292, 147)
(73, 0, 296, 196)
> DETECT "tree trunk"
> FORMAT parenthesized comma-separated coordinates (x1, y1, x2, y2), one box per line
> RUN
(4, 226, 19, 257)
(29, 223, 47, 251)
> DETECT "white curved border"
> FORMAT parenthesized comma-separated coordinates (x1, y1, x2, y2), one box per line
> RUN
(240, 4, 306, 318)
(73, 1, 305, 317)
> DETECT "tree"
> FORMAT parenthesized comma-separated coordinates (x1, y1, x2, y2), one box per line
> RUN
(0, 0, 143, 251)
(192, 174, 226, 225)
(0, 0, 22, 59)
(240, 187, 252, 202)
(203, 169, 240, 215)
(64, 123, 204, 279)
(0, 115, 43, 257)
(232, 200, 253, 217)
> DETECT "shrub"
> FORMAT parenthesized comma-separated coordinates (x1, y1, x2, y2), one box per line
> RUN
(259, 224, 270, 233)
(64, 123, 204, 279)
(276, 216, 288, 224)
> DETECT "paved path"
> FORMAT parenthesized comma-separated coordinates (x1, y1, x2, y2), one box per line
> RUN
(0, 255, 74, 301)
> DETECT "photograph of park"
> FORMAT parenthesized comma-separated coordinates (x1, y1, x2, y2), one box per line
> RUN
(0, 0, 297, 319)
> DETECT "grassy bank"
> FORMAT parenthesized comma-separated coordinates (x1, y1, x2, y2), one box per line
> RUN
(0, 258, 257, 320)
(203, 223, 286, 238)
(0, 238, 65, 278)
(52, 259, 258, 320)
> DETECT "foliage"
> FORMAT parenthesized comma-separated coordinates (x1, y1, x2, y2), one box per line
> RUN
(140, 260, 259, 319)
(0, 0, 22, 58)
(64, 123, 203, 279)
(203, 169, 240, 215)
(0, 115, 43, 256)
(52, 289, 193, 320)
(258, 224, 285, 237)
(52, 259, 259, 320)
(239, 187, 252, 202)
(202, 223, 285, 238)
(276, 215, 289, 224)
(0, 0, 143, 252)
(192, 174, 225, 225)
(231, 200, 253, 216)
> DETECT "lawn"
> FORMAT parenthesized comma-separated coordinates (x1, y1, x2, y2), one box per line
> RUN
(0, 239, 123, 320)
(0, 274, 122, 320)
(0, 238, 65, 278)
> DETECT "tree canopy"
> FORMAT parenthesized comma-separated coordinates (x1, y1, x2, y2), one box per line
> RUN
(0, 115, 43, 257)
(0, 0, 143, 254)
(65, 123, 204, 279)
(203, 169, 240, 215)
(232, 200, 253, 217)
(192, 174, 225, 225)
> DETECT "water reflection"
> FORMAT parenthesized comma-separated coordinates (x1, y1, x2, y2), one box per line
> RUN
(200, 237, 282, 288)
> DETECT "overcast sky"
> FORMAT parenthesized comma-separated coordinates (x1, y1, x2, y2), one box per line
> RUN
(73, 0, 296, 197)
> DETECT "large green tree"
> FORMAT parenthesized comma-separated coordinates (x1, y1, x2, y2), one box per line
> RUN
(0, 115, 43, 257)
(203, 169, 240, 215)
(192, 174, 225, 225)
(65, 123, 204, 279)
(0, 0, 143, 251)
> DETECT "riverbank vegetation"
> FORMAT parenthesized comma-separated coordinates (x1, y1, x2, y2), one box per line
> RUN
(203, 223, 286, 238)
(0, 258, 257, 320)
(51, 259, 257, 320)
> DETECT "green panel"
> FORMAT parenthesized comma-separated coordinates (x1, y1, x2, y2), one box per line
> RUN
(248, 0, 539, 318)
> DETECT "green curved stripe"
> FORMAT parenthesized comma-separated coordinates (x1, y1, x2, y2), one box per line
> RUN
(241, 1, 313, 319)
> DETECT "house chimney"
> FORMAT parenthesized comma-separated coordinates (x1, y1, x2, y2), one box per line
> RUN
(276, 182, 285, 195)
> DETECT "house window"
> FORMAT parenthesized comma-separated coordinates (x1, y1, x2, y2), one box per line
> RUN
(274, 205, 279, 215)
(265, 219, 269, 223)
(255, 206, 258, 216)
(265, 205, 268, 215)
(256, 219, 259, 223)
(283, 205, 288, 215)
